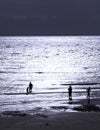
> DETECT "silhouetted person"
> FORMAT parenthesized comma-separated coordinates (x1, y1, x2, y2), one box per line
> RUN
(26, 82, 33, 94)
(87, 87, 91, 99)
(26, 87, 29, 95)
(29, 82, 33, 93)
(68, 85, 72, 100)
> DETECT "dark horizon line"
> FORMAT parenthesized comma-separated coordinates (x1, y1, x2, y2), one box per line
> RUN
(0, 34, 100, 36)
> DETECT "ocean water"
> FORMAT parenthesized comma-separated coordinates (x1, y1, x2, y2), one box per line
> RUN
(0, 36, 100, 114)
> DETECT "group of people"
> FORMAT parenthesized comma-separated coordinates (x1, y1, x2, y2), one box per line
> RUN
(68, 85, 91, 101)
(26, 82, 91, 101)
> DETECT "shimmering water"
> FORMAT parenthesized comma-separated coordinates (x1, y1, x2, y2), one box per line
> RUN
(0, 36, 100, 113)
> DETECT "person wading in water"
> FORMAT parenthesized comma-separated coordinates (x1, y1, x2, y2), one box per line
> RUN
(68, 85, 72, 100)
(87, 87, 91, 104)
(26, 82, 33, 94)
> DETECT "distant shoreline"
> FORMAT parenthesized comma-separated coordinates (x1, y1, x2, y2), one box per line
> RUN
(0, 35, 100, 36)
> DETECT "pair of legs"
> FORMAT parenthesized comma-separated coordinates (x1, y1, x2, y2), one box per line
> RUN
(69, 93, 72, 100)
(26, 87, 32, 94)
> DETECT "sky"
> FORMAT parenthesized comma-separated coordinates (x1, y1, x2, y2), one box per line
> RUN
(0, 0, 100, 35)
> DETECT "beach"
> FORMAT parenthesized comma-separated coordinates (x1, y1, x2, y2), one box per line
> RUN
(1, 98, 100, 130)
(0, 112, 100, 130)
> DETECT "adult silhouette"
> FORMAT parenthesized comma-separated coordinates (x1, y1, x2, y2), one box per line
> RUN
(87, 87, 91, 99)
(68, 85, 72, 100)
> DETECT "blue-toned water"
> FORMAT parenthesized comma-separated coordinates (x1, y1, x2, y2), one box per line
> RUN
(0, 36, 100, 114)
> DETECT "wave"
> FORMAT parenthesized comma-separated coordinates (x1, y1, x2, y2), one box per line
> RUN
(0, 71, 17, 74)
(2, 90, 100, 95)
(61, 83, 100, 86)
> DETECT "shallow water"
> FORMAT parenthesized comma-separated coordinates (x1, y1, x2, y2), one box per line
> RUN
(0, 36, 100, 113)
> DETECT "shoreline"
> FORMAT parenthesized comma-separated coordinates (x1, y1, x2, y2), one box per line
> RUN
(0, 98, 100, 117)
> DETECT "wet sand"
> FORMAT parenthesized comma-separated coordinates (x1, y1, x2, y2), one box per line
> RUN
(0, 112, 100, 130)
(0, 98, 100, 130)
